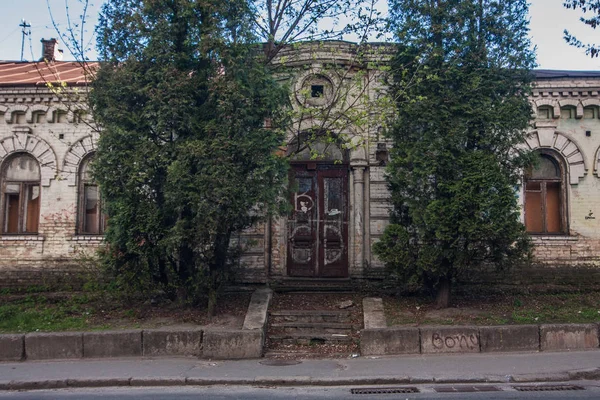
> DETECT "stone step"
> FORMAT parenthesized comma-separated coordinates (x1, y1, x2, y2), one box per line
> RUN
(270, 322, 356, 334)
(270, 278, 355, 293)
(269, 333, 354, 345)
(269, 310, 351, 324)
(263, 350, 357, 359)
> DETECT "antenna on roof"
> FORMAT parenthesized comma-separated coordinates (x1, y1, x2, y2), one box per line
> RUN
(19, 19, 31, 62)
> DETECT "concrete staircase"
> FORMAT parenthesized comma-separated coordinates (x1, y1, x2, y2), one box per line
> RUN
(265, 309, 360, 358)
(268, 278, 355, 293)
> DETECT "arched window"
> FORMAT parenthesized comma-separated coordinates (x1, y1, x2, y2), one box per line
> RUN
(524, 152, 567, 234)
(537, 106, 554, 119)
(78, 155, 105, 234)
(2, 154, 40, 234)
(286, 132, 348, 163)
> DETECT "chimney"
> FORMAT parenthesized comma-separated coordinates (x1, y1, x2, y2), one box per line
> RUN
(40, 38, 63, 62)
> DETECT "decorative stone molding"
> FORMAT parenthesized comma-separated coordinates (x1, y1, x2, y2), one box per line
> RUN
(525, 130, 586, 184)
(0, 134, 58, 186)
(4, 105, 28, 124)
(293, 68, 338, 109)
(46, 105, 70, 123)
(11, 126, 32, 134)
(63, 135, 97, 186)
(558, 99, 583, 118)
(581, 98, 600, 108)
(26, 105, 50, 123)
(532, 87, 600, 99)
(350, 146, 368, 168)
(534, 98, 560, 119)
(593, 146, 600, 176)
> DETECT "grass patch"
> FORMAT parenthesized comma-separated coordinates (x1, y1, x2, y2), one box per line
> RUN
(0, 291, 250, 334)
(384, 291, 600, 326)
(0, 296, 91, 333)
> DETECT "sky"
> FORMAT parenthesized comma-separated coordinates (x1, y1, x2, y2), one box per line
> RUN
(0, 0, 599, 70)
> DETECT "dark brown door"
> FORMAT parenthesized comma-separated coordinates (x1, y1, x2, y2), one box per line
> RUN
(287, 163, 348, 277)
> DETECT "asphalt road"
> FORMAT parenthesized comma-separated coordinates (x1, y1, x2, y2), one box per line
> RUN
(1, 383, 600, 400)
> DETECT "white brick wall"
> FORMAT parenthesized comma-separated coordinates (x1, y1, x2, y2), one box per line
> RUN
(0, 87, 98, 280)
(2, 59, 600, 288)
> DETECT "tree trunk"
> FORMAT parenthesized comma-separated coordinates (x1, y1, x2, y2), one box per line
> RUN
(207, 288, 217, 317)
(435, 277, 451, 309)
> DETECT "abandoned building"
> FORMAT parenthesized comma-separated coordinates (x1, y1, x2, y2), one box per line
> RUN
(0, 39, 599, 289)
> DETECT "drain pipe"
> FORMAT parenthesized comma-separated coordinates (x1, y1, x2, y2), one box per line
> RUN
(266, 214, 273, 277)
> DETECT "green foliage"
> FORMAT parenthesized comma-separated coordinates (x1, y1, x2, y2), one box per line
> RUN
(564, 0, 600, 57)
(374, 0, 535, 302)
(274, 42, 394, 164)
(0, 296, 91, 333)
(90, 0, 289, 304)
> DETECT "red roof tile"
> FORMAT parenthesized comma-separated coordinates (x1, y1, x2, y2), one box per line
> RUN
(0, 61, 98, 87)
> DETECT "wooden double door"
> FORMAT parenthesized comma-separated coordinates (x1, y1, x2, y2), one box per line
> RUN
(287, 163, 349, 278)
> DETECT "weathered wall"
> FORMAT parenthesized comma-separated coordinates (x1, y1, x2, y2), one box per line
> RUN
(2, 47, 600, 289)
(0, 86, 100, 288)
(524, 75, 600, 267)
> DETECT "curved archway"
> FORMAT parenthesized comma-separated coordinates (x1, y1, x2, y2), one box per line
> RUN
(63, 135, 97, 186)
(26, 105, 50, 123)
(4, 105, 28, 124)
(534, 99, 560, 119)
(525, 130, 586, 184)
(558, 99, 583, 118)
(0, 134, 57, 186)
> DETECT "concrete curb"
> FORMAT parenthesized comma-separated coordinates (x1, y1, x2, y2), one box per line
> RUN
(360, 298, 600, 356)
(0, 288, 273, 362)
(1, 369, 599, 391)
(0, 292, 597, 361)
(360, 323, 600, 356)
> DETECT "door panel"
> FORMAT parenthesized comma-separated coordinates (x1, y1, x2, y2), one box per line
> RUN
(287, 168, 318, 277)
(287, 164, 348, 278)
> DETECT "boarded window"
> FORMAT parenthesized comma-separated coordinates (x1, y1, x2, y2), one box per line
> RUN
(524, 153, 565, 234)
(2, 154, 41, 234)
(537, 106, 553, 119)
(584, 107, 597, 119)
(560, 107, 575, 119)
(79, 155, 106, 234)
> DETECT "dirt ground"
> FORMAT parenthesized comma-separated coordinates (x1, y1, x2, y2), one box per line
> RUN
(383, 290, 600, 326)
(0, 291, 250, 333)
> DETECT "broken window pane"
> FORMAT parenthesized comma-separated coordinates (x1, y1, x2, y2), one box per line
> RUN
(24, 184, 40, 233)
(324, 177, 342, 217)
(84, 185, 99, 233)
(530, 155, 559, 179)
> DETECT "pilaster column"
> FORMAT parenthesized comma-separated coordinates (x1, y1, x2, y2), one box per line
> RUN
(352, 166, 366, 273)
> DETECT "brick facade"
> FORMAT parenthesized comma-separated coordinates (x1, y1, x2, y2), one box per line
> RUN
(0, 44, 599, 289)
(0, 83, 99, 288)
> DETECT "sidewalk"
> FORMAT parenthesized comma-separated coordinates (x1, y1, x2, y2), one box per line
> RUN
(1, 350, 599, 390)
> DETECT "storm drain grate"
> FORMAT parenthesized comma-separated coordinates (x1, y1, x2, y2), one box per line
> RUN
(351, 387, 419, 395)
(514, 385, 585, 392)
(434, 386, 501, 393)
(259, 360, 302, 366)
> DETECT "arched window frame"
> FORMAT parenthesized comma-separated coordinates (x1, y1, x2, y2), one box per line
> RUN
(537, 105, 554, 119)
(1, 153, 41, 234)
(286, 131, 349, 164)
(78, 154, 105, 235)
(524, 149, 569, 235)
